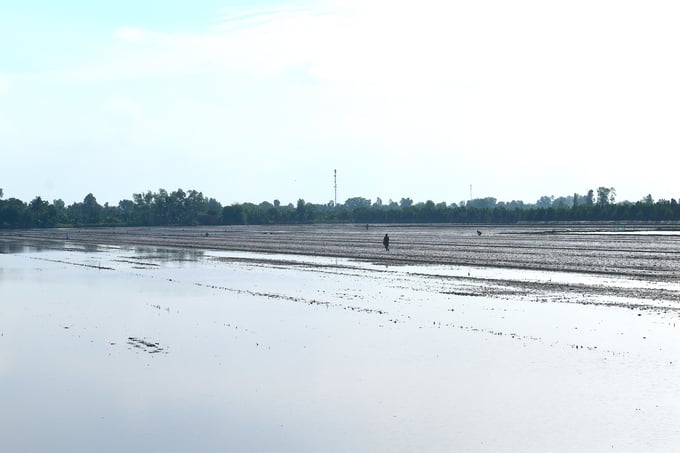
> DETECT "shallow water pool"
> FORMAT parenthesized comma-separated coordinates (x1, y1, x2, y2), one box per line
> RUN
(1, 243, 679, 452)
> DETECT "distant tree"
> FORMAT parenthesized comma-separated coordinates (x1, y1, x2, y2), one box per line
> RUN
(52, 199, 66, 224)
(166, 188, 186, 224)
(497, 200, 524, 210)
(0, 188, 3, 199)
(596, 187, 616, 205)
(585, 190, 594, 205)
(296, 198, 307, 222)
(536, 195, 554, 208)
(205, 197, 222, 216)
(553, 196, 572, 208)
(467, 197, 497, 209)
(344, 197, 371, 210)
(28, 196, 56, 227)
(183, 190, 207, 225)
(222, 205, 246, 224)
(117, 199, 134, 223)
(82, 193, 102, 224)
(132, 191, 154, 225)
(0, 198, 26, 227)
(10, 183, 680, 227)
(399, 197, 413, 208)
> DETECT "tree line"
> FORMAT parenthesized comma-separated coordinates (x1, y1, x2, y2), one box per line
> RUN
(1, 186, 679, 229)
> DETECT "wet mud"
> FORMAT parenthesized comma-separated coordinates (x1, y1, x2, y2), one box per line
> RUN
(3, 222, 680, 276)
(4, 223, 680, 313)
(127, 336, 166, 354)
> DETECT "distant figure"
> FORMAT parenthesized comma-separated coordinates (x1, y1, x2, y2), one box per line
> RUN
(366, 224, 369, 231)
(383, 233, 390, 251)
(477, 230, 482, 236)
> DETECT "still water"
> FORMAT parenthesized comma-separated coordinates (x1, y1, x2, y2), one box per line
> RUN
(1, 243, 679, 452)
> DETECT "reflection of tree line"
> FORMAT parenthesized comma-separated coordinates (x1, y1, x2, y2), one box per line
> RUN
(131, 247, 204, 261)
(0, 241, 101, 254)
(2, 186, 680, 228)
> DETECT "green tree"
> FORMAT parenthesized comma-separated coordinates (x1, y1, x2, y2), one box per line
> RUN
(82, 193, 102, 224)
(585, 190, 594, 205)
(52, 199, 66, 224)
(536, 195, 554, 208)
(28, 196, 56, 227)
(596, 187, 616, 205)
(296, 198, 307, 222)
(222, 205, 246, 224)
(467, 197, 497, 209)
(0, 198, 26, 227)
(344, 197, 371, 210)
(205, 197, 222, 216)
(399, 197, 413, 208)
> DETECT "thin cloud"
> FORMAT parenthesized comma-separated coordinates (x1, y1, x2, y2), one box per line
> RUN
(4, 1, 680, 205)
(214, 5, 315, 31)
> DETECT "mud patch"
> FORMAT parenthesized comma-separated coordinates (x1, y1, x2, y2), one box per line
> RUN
(127, 337, 166, 354)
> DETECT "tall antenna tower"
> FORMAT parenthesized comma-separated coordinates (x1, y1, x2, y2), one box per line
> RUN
(334, 169, 337, 207)
(469, 184, 473, 201)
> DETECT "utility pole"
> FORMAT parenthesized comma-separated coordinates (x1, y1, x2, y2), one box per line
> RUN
(470, 184, 473, 201)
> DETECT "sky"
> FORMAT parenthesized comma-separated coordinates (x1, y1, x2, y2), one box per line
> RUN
(1, 0, 679, 207)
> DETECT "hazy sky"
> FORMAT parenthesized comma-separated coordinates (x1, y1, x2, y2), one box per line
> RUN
(2, 0, 679, 206)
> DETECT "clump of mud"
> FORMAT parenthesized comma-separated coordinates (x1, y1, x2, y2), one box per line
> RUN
(127, 337, 165, 354)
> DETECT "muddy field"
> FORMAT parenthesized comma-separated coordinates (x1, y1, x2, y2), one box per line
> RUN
(1, 224, 680, 452)
(5, 223, 680, 275)
(4, 223, 680, 311)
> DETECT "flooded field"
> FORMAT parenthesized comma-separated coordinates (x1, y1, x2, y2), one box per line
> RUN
(1, 224, 680, 452)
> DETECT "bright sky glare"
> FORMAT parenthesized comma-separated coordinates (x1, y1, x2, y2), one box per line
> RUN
(1, 0, 679, 206)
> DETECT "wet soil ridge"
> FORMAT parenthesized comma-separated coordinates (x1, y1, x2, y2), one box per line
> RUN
(114, 259, 160, 267)
(433, 274, 680, 312)
(127, 336, 166, 354)
(192, 281, 389, 315)
(29, 256, 115, 270)
(444, 322, 626, 357)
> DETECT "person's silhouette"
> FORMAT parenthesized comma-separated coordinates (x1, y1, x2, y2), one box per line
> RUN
(383, 234, 390, 251)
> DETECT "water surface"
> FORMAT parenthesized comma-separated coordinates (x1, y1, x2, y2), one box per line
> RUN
(1, 242, 679, 452)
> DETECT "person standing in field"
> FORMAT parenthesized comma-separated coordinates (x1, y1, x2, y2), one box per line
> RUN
(383, 233, 390, 251)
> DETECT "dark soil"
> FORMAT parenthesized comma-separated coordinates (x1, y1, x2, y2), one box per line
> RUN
(3, 223, 680, 280)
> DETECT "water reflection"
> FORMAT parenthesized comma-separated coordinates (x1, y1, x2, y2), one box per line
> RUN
(0, 240, 101, 254)
(131, 246, 204, 260)
(0, 242, 34, 254)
